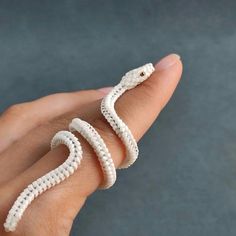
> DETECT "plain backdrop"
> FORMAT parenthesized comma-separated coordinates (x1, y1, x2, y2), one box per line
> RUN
(0, 1, 235, 236)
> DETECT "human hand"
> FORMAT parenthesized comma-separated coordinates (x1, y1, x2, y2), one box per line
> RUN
(0, 54, 182, 236)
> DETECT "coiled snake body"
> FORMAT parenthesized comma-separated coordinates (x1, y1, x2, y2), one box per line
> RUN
(4, 63, 155, 232)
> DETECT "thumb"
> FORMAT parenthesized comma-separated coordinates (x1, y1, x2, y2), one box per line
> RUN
(116, 53, 182, 140)
(3, 54, 182, 234)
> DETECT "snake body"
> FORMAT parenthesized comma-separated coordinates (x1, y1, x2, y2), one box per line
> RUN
(4, 131, 83, 232)
(4, 63, 155, 232)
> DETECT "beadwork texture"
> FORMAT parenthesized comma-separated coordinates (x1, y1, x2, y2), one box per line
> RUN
(4, 63, 155, 232)
(69, 118, 116, 189)
(4, 131, 82, 232)
(101, 63, 155, 168)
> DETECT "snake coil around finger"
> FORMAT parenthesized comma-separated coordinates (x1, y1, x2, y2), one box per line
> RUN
(4, 63, 155, 232)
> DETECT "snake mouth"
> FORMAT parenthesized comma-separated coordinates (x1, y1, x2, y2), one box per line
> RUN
(143, 63, 155, 77)
(120, 63, 155, 90)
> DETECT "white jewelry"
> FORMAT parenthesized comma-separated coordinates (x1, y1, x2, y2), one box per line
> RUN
(69, 118, 116, 189)
(4, 131, 82, 232)
(4, 63, 155, 232)
(101, 63, 155, 168)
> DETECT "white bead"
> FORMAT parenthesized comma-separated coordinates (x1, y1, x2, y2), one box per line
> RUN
(4, 63, 155, 232)
(101, 63, 155, 168)
(69, 118, 116, 189)
(4, 130, 83, 232)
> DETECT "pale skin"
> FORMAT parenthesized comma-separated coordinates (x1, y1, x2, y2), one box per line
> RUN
(0, 54, 182, 235)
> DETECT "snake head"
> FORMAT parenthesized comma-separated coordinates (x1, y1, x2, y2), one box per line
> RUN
(120, 63, 155, 89)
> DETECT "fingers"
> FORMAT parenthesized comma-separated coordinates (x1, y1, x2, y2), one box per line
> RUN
(4, 54, 182, 225)
(0, 89, 106, 153)
(0, 89, 109, 185)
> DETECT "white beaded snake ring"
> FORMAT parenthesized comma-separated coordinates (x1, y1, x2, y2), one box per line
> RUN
(4, 131, 83, 232)
(101, 63, 155, 168)
(69, 118, 116, 189)
(4, 63, 155, 232)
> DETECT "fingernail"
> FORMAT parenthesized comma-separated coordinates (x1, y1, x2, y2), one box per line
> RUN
(97, 86, 113, 95)
(155, 54, 181, 71)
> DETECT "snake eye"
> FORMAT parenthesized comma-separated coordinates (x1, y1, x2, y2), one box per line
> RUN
(140, 72, 145, 77)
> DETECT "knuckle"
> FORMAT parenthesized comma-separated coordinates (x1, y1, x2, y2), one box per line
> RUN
(4, 103, 27, 117)
(53, 115, 71, 130)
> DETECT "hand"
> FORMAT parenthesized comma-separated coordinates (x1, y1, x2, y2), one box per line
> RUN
(0, 54, 182, 236)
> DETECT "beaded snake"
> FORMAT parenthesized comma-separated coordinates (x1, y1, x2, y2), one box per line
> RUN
(4, 63, 155, 232)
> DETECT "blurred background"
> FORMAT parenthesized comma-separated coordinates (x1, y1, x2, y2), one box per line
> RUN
(0, 0, 235, 235)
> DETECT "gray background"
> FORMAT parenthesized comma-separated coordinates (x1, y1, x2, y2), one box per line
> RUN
(0, 0, 235, 235)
